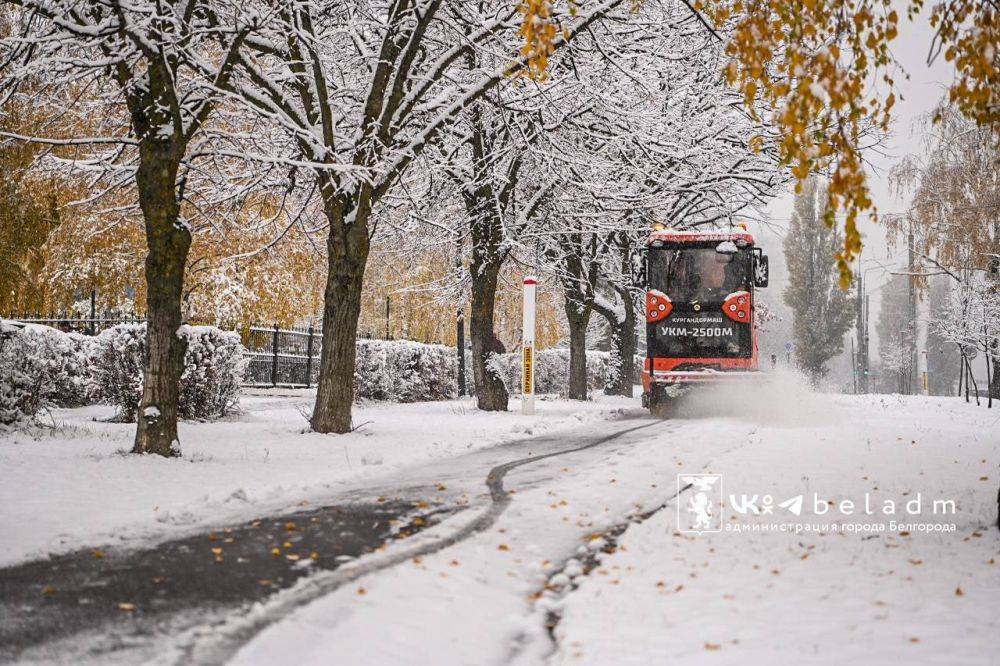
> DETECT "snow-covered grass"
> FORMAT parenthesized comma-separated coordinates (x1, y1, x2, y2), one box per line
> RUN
(232, 375, 1000, 666)
(0, 390, 636, 568)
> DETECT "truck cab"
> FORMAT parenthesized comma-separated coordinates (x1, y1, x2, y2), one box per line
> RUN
(641, 228, 769, 414)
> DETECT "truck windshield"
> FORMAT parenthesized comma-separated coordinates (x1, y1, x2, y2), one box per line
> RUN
(649, 246, 749, 304)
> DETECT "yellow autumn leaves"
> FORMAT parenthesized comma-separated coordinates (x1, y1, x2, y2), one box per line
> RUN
(517, 0, 998, 288)
(519, 0, 559, 81)
(714, 0, 898, 287)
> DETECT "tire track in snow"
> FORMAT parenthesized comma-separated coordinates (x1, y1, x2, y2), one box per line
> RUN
(519, 426, 761, 664)
(179, 419, 663, 665)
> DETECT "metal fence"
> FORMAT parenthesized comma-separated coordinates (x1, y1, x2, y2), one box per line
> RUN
(3, 313, 145, 335)
(244, 324, 321, 387)
(242, 324, 397, 387)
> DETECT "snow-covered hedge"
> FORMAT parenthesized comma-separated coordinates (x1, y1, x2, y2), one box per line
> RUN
(353, 342, 621, 401)
(92, 324, 146, 421)
(179, 326, 247, 419)
(355, 339, 458, 402)
(0, 322, 96, 424)
(488, 348, 613, 397)
(92, 323, 247, 421)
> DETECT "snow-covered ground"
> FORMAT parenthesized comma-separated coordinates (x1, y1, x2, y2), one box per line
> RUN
(3, 376, 998, 665)
(0, 390, 635, 568)
(229, 376, 1000, 666)
(547, 390, 1000, 665)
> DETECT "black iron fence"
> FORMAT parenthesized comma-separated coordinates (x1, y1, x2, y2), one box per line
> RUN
(4, 312, 145, 335)
(244, 324, 321, 387)
(242, 324, 396, 387)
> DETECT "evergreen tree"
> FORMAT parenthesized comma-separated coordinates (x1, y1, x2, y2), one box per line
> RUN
(782, 178, 854, 381)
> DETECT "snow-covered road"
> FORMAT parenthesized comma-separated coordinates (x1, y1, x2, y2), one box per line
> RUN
(2, 376, 998, 665)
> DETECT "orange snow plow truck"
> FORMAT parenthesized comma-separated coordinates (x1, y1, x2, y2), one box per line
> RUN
(641, 228, 770, 415)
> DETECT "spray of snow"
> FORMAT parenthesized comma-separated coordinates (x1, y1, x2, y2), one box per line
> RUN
(671, 368, 836, 427)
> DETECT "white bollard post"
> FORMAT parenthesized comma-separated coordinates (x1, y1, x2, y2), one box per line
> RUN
(522, 276, 537, 415)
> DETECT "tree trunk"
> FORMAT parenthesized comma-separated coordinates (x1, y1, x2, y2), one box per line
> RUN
(605, 286, 637, 397)
(990, 356, 1000, 402)
(564, 297, 590, 401)
(311, 194, 371, 433)
(464, 102, 509, 412)
(469, 255, 508, 411)
(593, 286, 637, 398)
(133, 143, 190, 457)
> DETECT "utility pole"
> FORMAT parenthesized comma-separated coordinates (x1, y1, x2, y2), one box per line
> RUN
(907, 228, 917, 394)
(851, 336, 858, 394)
(89, 289, 97, 335)
(916, 260, 930, 396)
(384, 295, 390, 340)
(855, 270, 867, 393)
(863, 293, 870, 391)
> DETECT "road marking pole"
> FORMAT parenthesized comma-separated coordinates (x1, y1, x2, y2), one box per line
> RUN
(522, 276, 537, 415)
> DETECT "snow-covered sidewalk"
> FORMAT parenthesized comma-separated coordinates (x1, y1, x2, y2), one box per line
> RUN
(0, 390, 636, 568)
(231, 381, 1000, 666)
(548, 392, 1000, 664)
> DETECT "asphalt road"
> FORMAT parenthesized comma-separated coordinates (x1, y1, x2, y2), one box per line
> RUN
(0, 415, 660, 665)
(0, 499, 451, 664)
